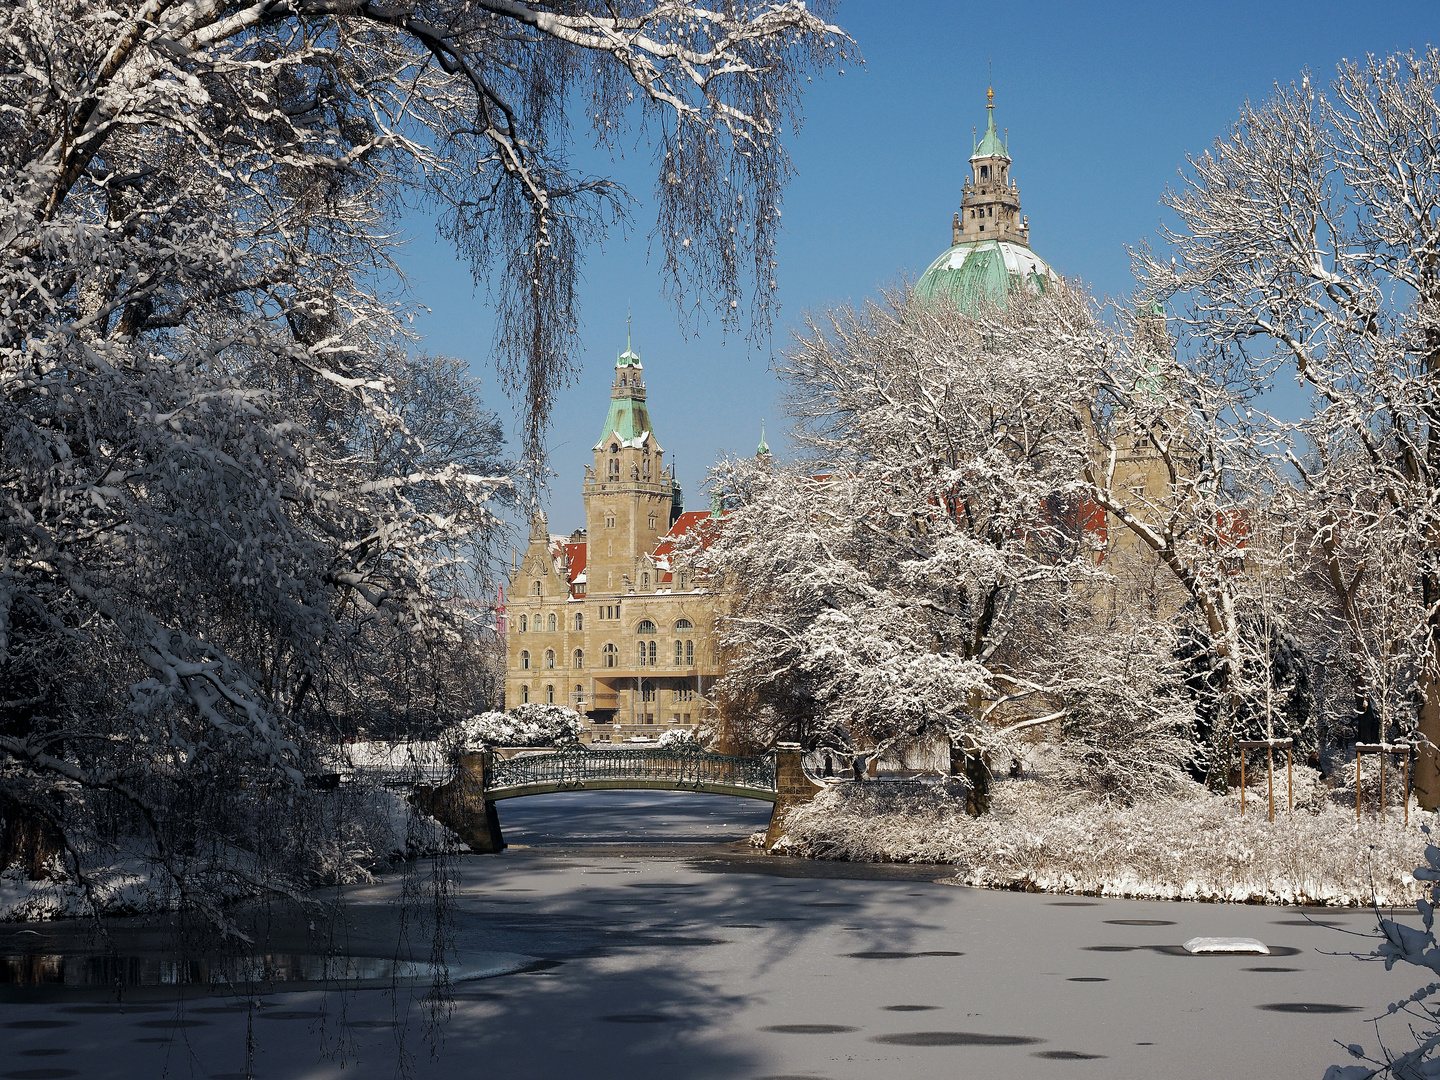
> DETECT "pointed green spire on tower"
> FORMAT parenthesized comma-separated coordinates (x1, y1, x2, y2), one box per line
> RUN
(617, 310, 641, 366)
(756, 421, 770, 457)
(971, 84, 1009, 162)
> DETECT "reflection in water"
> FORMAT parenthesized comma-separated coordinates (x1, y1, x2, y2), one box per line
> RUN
(0, 952, 436, 989)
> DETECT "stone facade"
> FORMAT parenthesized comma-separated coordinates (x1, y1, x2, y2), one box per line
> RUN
(504, 342, 727, 745)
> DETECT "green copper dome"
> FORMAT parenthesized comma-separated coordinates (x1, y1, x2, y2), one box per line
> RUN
(913, 239, 1054, 312)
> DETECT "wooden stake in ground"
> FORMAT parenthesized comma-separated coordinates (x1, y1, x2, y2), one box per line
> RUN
(1381, 751, 1387, 821)
(1267, 744, 1275, 822)
(1355, 743, 1413, 821)
(1237, 739, 1294, 825)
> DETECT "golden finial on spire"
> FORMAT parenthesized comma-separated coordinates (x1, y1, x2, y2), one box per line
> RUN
(987, 85, 994, 107)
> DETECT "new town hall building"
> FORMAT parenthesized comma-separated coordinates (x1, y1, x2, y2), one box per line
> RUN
(504, 335, 733, 744)
(502, 89, 1156, 742)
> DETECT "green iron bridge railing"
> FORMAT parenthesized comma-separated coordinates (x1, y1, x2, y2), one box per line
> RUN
(481, 747, 779, 801)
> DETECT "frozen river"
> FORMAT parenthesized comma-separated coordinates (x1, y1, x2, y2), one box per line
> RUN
(0, 790, 1430, 1079)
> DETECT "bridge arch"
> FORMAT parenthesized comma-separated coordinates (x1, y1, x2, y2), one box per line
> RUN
(415, 744, 821, 854)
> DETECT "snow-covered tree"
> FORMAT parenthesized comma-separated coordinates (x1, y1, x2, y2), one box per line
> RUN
(705, 287, 1195, 791)
(5, 1, 851, 460)
(1133, 49, 1440, 802)
(0, 0, 848, 903)
(1078, 301, 1279, 783)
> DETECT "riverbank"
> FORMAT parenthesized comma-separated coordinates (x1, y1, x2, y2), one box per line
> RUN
(769, 776, 1431, 906)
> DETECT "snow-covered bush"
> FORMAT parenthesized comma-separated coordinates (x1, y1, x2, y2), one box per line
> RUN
(655, 729, 705, 751)
(773, 775, 1431, 907)
(455, 706, 582, 750)
(1054, 622, 1198, 803)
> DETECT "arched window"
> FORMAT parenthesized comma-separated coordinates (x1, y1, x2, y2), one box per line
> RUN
(573, 649, 583, 669)
(546, 684, 555, 704)
(519, 615, 527, 633)
(637, 642, 646, 666)
(678, 571, 687, 590)
(647, 640, 657, 665)
(545, 649, 555, 668)
(641, 572, 649, 588)
(532, 581, 541, 596)
(636, 620, 657, 635)
(548, 613, 557, 632)
(674, 640, 683, 666)
(686, 640, 694, 666)
(575, 683, 584, 703)
(674, 619, 693, 631)
(520, 650, 530, 670)
(574, 613, 583, 631)
(521, 685, 529, 704)
(603, 643, 617, 668)
(608, 457, 620, 479)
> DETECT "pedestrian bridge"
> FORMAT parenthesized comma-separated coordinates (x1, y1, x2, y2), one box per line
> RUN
(413, 744, 820, 853)
(483, 747, 780, 802)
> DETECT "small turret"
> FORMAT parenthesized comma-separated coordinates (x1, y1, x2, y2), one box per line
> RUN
(756, 421, 770, 458)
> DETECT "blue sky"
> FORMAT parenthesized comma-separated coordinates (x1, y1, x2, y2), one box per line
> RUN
(399, 1, 1434, 537)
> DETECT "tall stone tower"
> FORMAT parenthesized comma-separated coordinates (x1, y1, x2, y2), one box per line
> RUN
(582, 333, 680, 593)
(953, 86, 1029, 246)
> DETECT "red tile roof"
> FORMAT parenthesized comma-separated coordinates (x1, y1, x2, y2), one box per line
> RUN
(563, 541, 587, 585)
(651, 511, 725, 561)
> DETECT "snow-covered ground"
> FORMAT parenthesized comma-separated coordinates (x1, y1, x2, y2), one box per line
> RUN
(773, 774, 1431, 906)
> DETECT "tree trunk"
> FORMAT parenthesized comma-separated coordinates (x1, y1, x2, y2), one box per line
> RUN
(1417, 669, 1440, 810)
(0, 796, 66, 881)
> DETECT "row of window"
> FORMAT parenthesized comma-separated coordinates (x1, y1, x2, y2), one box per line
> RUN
(520, 640, 697, 670)
(606, 458, 654, 480)
(638, 640, 695, 667)
(513, 683, 697, 718)
(519, 684, 578, 705)
(515, 688, 699, 731)
(531, 565, 692, 599)
(516, 613, 694, 634)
